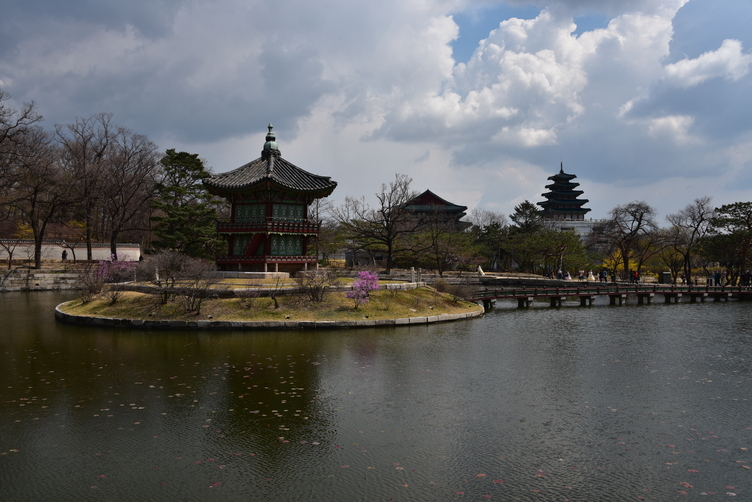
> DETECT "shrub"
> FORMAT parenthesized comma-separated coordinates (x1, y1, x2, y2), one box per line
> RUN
(137, 251, 223, 312)
(346, 270, 379, 309)
(176, 258, 222, 313)
(236, 282, 262, 309)
(294, 270, 340, 302)
(77, 258, 137, 304)
(447, 281, 473, 302)
(99, 256, 137, 283)
(77, 263, 105, 304)
(433, 279, 451, 293)
(136, 250, 187, 304)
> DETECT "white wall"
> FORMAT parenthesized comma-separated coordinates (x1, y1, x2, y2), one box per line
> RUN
(0, 240, 141, 262)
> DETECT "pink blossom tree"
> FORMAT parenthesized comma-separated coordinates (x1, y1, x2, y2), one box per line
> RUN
(346, 270, 379, 309)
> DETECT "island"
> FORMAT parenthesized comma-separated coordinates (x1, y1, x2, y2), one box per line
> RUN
(55, 279, 484, 330)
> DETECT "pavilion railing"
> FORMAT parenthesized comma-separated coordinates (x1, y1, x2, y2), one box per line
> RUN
(216, 218, 319, 234)
(216, 255, 317, 264)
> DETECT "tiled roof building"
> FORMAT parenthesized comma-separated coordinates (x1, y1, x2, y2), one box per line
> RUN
(204, 124, 337, 272)
(404, 190, 472, 231)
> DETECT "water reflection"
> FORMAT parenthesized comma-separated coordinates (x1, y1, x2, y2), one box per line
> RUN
(1, 292, 751, 500)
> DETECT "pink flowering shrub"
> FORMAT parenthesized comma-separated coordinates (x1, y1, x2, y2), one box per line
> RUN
(78, 256, 136, 304)
(98, 256, 137, 283)
(346, 271, 379, 309)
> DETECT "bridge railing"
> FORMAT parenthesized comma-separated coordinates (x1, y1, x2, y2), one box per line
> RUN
(471, 283, 752, 301)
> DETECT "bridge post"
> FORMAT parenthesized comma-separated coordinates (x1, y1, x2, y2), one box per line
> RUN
(664, 293, 682, 303)
(517, 297, 533, 308)
(689, 293, 707, 303)
(580, 295, 596, 306)
(609, 294, 626, 305)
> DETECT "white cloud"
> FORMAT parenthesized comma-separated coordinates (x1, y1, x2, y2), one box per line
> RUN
(2, 0, 752, 222)
(648, 115, 698, 145)
(663, 39, 752, 88)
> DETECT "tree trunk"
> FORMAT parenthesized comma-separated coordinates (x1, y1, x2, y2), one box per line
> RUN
(86, 225, 93, 261)
(34, 238, 43, 269)
(110, 231, 119, 261)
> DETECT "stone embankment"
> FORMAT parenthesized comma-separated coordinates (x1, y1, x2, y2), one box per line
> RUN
(1, 267, 80, 292)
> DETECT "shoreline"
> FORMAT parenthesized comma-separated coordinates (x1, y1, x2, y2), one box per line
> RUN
(54, 300, 484, 330)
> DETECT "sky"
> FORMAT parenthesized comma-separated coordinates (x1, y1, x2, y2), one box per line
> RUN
(2, 0, 752, 222)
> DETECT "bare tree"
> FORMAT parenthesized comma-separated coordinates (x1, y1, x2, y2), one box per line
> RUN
(101, 127, 160, 259)
(332, 173, 420, 274)
(308, 196, 335, 262)
(666, 196, 714, 281)
(467, 208, 508, 230)
(177, 258, 222, 314)
(5, 127, 77, 268)
(0, 89, 43, 171)
(593, 201, 659, 280)
(55, 113, 114, 260)
(0, 218, 26, 269)
(294, 269, 340, 302)
(0, 89, 43, 241)
(407, 204, 480, 275)
(137, 250, 186, 304)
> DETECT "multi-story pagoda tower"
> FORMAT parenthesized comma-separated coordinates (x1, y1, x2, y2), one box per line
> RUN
(537, 163, 591, 221)
(203, 124, 337, 272)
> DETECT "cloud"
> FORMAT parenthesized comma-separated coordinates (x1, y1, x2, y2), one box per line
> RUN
(647, 115, 698, 145)
(2, 0, 752, 223)
(663, 39, 752, 88)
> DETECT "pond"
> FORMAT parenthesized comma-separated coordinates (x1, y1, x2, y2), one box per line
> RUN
(1, 292, 751, 501)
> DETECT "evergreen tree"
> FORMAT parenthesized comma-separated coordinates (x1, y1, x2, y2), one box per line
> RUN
(509, 200, 543, 234)
(151, 149, 225, 258)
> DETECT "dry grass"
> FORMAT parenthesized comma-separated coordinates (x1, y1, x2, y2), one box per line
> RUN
(60, 287, 481, 322)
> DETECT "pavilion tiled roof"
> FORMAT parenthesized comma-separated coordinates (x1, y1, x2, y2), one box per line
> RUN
(405, 189, 468, 213)
(203, 124, 337, 197)
(204, 155, 337, 195)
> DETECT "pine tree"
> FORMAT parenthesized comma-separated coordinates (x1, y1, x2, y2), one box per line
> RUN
(151, 149, 225, 258)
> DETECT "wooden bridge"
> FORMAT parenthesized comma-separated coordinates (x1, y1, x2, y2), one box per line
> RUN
(472, 284, 752, 309)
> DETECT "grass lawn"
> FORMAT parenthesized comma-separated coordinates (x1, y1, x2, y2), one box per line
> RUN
(60, 287, 482, 322)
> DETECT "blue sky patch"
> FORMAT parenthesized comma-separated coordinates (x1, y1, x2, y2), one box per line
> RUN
(451, 4, 539, 63)
(572, 14, 609, 36)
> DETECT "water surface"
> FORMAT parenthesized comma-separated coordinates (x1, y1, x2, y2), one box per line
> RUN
(1, 292, 751, 500)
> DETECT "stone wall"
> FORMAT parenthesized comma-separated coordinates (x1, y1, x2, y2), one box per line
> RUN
(0, 268, 81, 292)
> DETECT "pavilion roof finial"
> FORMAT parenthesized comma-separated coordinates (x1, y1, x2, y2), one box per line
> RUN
(263, 123, 278, 151)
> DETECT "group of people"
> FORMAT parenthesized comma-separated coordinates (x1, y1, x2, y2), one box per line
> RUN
(556, 269, 603, 281)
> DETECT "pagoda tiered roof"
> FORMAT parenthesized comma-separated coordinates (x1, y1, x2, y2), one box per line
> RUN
(537, 163, 591, 220)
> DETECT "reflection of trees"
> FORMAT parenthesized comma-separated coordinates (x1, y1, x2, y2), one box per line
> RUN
(0, 315, 337, 475)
